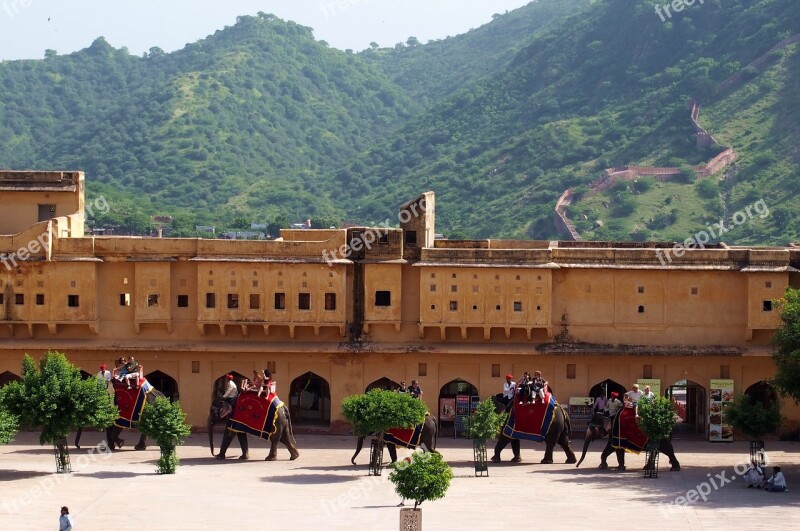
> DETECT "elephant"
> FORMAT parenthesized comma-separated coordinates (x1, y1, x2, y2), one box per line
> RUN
(208, 396, 239, 457)
(350, 414, 438, 464)
(577, 411, 680, 471)
(490, 394, 577, 464)
(575, 411, 612, 467)
(105, 382, 167, 451)
(213, 391, 300, 461)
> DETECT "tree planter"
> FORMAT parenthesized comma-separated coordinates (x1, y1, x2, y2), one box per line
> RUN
(472, 438, 488, 477)
(369, 438, 384, 476)
(54, 437, 71, 474)
(750, 440, 766, 467)
(399, 507, 421, 531)
(643, 440, 659, 478)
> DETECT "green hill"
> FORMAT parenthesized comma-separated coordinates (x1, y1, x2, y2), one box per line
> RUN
(0, 0, 798, 244)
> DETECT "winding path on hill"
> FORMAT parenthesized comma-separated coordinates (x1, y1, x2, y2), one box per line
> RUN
(553, 34, 800, 241)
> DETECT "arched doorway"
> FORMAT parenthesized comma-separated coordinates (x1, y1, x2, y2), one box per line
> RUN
(745, 381, 779, 410)
(666, 379, 707, 438)
(438, 379, 479, 438)
(145, 370, 179, 402)
(289, 372, 330, 426)
(79, 370, 93, 380)
(365, 377, 400, 392)
(0, 371, 21, 387)
(588, 379, 627, 401)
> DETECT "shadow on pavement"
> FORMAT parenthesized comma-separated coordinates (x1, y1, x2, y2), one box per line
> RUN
(262, 473, 359, 484)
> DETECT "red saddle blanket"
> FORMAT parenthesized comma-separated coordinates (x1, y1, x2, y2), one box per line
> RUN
(502, 391, 557, 442)
(611, 407, 648, 454)
(226, 391, 284, 440)
(113, 379, 154, 429)
(384, 422, 424, 449)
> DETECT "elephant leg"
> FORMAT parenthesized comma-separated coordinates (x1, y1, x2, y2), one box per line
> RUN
(106, 427, 124, 451)
(279, 427, 300, 460)
(387, 444, 398, 463)
(237, 432, 249, 460)
(615, 449, 626, 470)
(541, 442, 555, 464)
(266, 434, 279, 461)
(510, 439, 521, 462)
(491, 436, 511, 462)
(599, 440, 614, 469)
(75, 427, 83, 449)
(559, 428, 577, 464)
(352, 436, 365, 465)
(134, 433, 147, 451)
(216, 429, 234, 459)
(661, 440, 680, 471)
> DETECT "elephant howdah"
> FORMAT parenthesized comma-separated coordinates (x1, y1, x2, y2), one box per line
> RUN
(106, 378, 166, 451)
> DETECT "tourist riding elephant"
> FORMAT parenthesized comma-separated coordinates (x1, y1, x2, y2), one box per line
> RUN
(351, 414, 438, 464)
(490, 394, 577, 464)
(578, 410, 680, 471)
(106, 380, 166, 451)
(213, 391, 300, 461)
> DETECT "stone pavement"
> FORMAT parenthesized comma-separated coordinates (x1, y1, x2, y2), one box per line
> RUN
(0, 431, 797, 530)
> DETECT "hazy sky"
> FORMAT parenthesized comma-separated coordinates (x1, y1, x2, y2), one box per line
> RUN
(0, 0, 533, 61)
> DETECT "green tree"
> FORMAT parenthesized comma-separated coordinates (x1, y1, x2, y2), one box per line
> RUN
(772, 288, 800, 404)
(138, 396, 192, 474)
(637, 396, 676, 442)
(388, 452, 453, 509)
(0, 407, 18, 445)
(0, 351, 117, 470)
(724, 393, 781, 439)
(341, 389, 428, 437)
(467, 398, 505, 440)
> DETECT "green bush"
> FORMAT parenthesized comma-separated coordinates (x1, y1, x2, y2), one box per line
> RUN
(0, 408, 18, 445)
(724, 393, 781, 439)
(138, 397, 192, 474)
(341, 389, 428, 437)
(637, 396, 676, 442)
(467, 398, 505, 440)
(696, 178, 719, 199)
(389, 452, 453, 509)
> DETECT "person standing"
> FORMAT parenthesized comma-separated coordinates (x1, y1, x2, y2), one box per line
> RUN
(605, 392, 623, 417)
(593, 393, 608, 414)
(59, 506, 73, 531)
(221, 374, 238, 406)
(641, 385, 656, 401)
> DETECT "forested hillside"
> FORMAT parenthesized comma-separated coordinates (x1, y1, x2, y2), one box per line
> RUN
(0, 0, 798, 244)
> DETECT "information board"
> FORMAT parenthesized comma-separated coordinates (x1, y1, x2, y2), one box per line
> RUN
(709, 379, 734, 442)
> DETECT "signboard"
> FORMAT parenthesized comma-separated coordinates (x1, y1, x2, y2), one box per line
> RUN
(637, 379, 661, 397)
(439, 398, 455, 422)
(709, 379, 734, 442)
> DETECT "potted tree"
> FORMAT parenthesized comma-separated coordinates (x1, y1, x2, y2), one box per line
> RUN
(0, 352, 116, 473)
(637, 396, 676, 478)
(467, 398, 505, 476)
(341, 389, 427, 475)
(724, 393, 781, 467)
(389, 451, 453, 529)
(138, 396, 192, 474)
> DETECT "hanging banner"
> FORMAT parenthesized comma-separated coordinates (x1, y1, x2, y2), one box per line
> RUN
(637, 379, 661, 397)
(709, 379, 735, 442)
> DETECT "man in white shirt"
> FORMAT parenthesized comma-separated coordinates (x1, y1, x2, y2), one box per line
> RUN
(641, 385, 656, 401)
(764, 466, 787, 492)
(97, 363, 113, 396)
(501, 374, 516, 407)
(625, 383, 644, 403)
(605, 392, 623, 417)
(222, 374, 238, 406)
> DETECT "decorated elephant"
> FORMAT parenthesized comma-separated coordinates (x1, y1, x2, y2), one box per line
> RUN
(578, 408, 680, 471)
(351, 414, 438, 464)
(208, 396, 245, 457)
(106, 379, 166, 451)
(213, 390, 300, 461)
(575, 411, 612, 467)
(490, 391, 576, 464)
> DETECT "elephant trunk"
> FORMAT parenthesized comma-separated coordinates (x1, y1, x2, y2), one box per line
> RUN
(208, 416, 215, 456)
(352, 436, 364, 464)
(576, 429, 594, 467)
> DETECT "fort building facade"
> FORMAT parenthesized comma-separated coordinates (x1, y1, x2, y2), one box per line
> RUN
(0, 170, 797, 438)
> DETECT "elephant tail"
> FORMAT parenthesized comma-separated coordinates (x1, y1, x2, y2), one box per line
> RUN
(432, 415, 439, 452)
(285, 404, 297, 446)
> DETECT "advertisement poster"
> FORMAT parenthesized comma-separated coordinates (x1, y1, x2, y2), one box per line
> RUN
(637, 379, 662, 397)
(439, 398, 456, 421)
(709, 379, 735, 442)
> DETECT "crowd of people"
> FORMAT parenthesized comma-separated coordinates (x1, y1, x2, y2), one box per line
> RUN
(93, 357, 143, 392)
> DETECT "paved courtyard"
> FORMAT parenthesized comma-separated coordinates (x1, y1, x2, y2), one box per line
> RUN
(0, 430, 797, 530)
